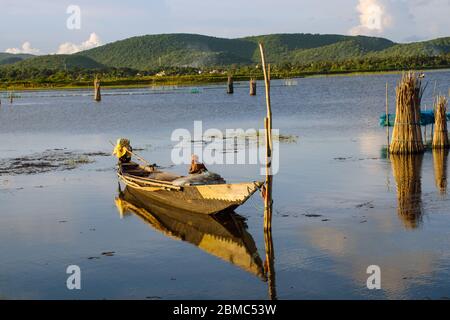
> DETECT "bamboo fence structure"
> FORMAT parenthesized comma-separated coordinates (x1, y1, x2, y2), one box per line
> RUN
(389, 72, 425, 154)
(432, 95, 449, 149)
(432, 149, 448, 195)
(391, 154, 423, 229)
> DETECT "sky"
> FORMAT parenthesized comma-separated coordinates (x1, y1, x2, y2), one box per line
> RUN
(1, 0, 449, 54)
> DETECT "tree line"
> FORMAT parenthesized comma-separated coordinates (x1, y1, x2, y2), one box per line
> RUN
(1, 54, 449, 88)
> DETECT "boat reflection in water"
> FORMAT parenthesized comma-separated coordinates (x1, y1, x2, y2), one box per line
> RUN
(390, 154, 424, 229)
(115, 185, 267, 281)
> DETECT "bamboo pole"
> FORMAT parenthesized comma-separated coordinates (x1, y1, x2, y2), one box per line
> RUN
(386, 82, 389, 151)
(424, 104, 427, 144)
(109, 140, 154, 168)
(259, 43, 277, 300)
(431, 80, 437, 137)
(259, 44, 272, 157)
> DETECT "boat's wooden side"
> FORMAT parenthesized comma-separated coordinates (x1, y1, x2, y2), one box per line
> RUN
(118, 172, 262, 214)
(117, 162, 263, 214)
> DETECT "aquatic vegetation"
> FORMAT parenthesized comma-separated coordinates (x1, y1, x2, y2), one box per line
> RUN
(205, 131, 298, 144)
(0, 149, 109, 175)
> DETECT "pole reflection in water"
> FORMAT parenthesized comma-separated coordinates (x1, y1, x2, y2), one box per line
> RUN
(263, 174, 277, 300)
(390, 154, 424, 229)
(115, 184, 267, 281)
(432, 149, 449, 196)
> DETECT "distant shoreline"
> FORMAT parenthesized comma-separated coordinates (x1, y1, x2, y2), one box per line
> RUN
(2, 67, 450, 92)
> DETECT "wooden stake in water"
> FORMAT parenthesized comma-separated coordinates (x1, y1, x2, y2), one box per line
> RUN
(94, 76, 101, 102)
(227, 75, 234, 94)
(249, 78, 256, 96)
(424, 104, 427, 144)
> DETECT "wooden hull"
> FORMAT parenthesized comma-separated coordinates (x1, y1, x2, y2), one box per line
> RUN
(117, 168, 263, 215)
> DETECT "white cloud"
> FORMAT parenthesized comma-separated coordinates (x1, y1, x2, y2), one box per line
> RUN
(349, 0, 392, 36)
(5, 41, 40, 54)
(56, 32, 102, 54)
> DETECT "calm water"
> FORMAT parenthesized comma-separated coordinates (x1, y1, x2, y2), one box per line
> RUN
(1, 71, 450, 299)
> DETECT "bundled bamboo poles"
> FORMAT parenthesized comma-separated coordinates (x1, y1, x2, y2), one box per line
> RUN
(432, 95, 449, 149)
(432, 149, 448, 195)
(391, 154, 423, 229)
(389, 72, 425, 154)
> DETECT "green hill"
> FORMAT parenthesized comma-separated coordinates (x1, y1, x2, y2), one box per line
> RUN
(288, 37, 395, 64)
(77, 33, 399, 68)
(0, 53, 34, 65)
(5, 54, 105, 70)
(79, 33, 255, 69)
(78, 33, 449, 68)
(368, 37, 450, 58)
(243, 34, 394, 63)
(1, 33, 449, 72)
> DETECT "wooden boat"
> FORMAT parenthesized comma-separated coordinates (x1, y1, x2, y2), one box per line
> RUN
(115, 186, 267, 280)
(117, 161, 263, 215)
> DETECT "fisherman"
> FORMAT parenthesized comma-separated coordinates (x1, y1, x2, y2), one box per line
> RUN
(189, 154, 207, 174)
(113, 138, 133, 163)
